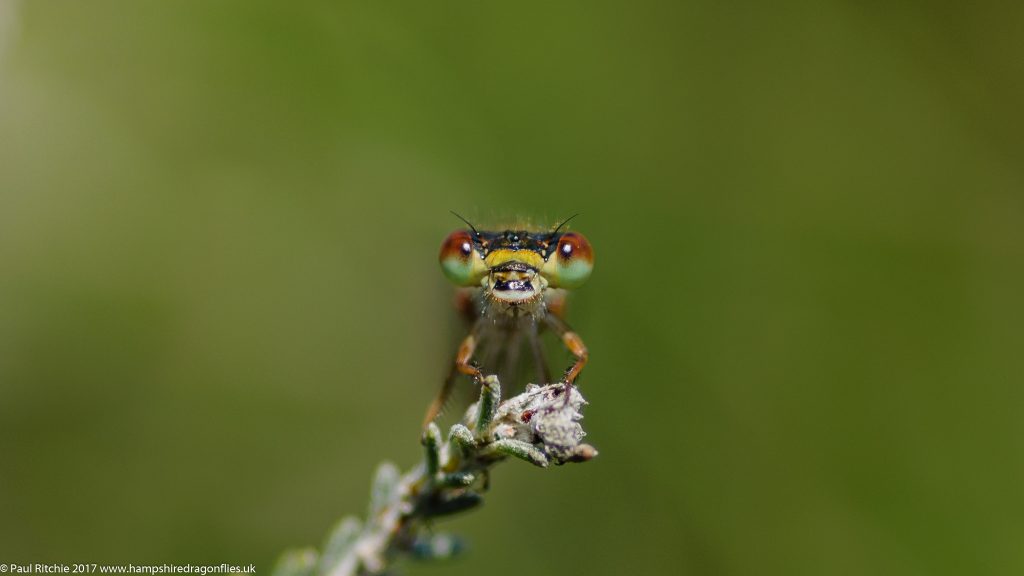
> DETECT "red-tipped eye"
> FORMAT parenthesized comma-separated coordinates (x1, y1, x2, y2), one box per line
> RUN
(440, 230, 474, 262)
(556, 232, 593, 264)
(439, 230, 487, 286)
(542, 232, 594, 288)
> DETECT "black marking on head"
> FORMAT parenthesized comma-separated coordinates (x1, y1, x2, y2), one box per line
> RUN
(475, 230, 548, 257)
(494, 278, 534, 292)
(448, 217, 582, 263)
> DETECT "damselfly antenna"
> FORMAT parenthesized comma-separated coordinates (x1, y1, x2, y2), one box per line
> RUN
(552, 213, 581, 235)
(450, 211, 482, 238)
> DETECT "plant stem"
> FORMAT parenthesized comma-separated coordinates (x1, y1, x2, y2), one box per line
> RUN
(272, 377, 597, 576)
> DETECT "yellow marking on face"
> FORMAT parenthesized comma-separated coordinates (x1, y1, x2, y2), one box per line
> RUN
(484, 249, 545, 271)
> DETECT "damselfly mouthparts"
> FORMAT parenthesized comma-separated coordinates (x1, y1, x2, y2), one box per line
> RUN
(423, 213, 594, 427)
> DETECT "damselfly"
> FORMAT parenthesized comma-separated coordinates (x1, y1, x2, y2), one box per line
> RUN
(423, 213, 594, 426)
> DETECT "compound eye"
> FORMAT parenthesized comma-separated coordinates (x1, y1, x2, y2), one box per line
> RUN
(542, 232, 594, 288)
(439, 230, 487, 286)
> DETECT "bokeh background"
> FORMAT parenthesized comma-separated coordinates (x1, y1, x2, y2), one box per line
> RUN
(1, 1, 1022, 574)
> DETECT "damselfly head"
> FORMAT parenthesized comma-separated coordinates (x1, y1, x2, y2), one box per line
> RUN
(439, 215, 594, 304)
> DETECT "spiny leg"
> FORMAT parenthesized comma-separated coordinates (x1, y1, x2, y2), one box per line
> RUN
(542, 313, 588, 402)
(422, 320, 486, 429)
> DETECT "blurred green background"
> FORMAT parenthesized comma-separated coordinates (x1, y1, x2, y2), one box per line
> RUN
(1, 1, 1022, 574)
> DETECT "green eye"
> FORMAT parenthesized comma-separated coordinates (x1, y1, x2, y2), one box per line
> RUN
(439, 230, 487, 286)
(542, 232, 594, 288)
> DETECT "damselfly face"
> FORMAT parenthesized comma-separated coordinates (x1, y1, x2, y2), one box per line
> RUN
(424, 214, 594, 428)
(439, 223, 594, 305)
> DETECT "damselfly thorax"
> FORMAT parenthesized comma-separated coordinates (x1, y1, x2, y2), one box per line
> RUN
(423, 215, 594, 427)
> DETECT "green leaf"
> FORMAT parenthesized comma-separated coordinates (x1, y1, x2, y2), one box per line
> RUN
(272, 548, 318, 576)
(316, 517, 361, 576)
(423, 423, 442, 481)
(410, 533, 465, 560)
(474, 376, 501, 435)
(439, 471, 475, 488)
(447, 424, 475, 459)
(422, 492, 483, 518)
(369, 462, 400, 520)
(486, 439, 549, 467)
